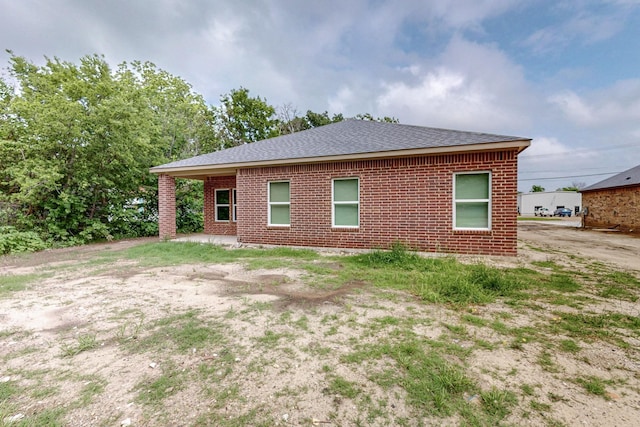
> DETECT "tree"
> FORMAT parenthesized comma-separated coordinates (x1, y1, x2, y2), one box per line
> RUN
(354, 113, 399, 123)
(215, 87, 279, 147)
(530, 185, 545, 193)
(276, 108, 398, 135)
(0, 52, 217, 243)
(304, 110, 344, 128)
(557, 181, 586, 191)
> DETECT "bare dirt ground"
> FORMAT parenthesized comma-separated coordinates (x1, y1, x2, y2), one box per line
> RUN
(1, 221, 639, 426)
(516, 219, 640, 272)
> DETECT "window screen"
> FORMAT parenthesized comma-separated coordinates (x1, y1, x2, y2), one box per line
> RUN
(333, 178, 359, 227)
(268, 181, 290, 226)
(454, 173, 490, 229)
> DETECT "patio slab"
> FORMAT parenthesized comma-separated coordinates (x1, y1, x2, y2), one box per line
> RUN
(171, 234, 239, 246)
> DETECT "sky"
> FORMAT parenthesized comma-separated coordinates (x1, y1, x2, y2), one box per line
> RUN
(1, 0, 639, 192)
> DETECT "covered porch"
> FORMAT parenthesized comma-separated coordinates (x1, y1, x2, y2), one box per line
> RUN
(157, 173, 238, 240)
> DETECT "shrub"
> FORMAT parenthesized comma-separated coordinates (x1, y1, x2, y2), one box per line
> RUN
(0, 226, 48, 255)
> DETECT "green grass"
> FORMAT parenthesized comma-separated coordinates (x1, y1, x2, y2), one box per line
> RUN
(517, 216, 559, 221)
(559, 339, 581, 353)
(125, 242, 319, 267)
(135, 364, 187, 407)
(61, 334, 98, 357)
(77, 377, 106, 407)
(576, 376, 610, 398)
(341, 244, 525, 305)
(0, 273, 46, 297)
(128, 310, 225, 353)
(0, 380, 19, 400)
(554, 312, 640, 344)
(344, 339, 475, 416)
(480, 388, 518, 418)
(9, 408, 66, 426)
(255, 330, 295, 348)
(326, 376, 361, 399)
(5, 238, 638, 425)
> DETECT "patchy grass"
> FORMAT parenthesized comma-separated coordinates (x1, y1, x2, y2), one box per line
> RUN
(125, 242, 319, 267)
(61, 334, 98, 357)
(127, 310, 225, 354)
(2, 236, 640, 426)
(576, 376, 610, 398)
(135, 362, 187, 407)
(341, 244, 525, 305)
(0, 273, 47, 297)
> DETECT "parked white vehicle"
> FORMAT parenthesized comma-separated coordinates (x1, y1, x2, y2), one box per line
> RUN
(534, 207, 551, 217)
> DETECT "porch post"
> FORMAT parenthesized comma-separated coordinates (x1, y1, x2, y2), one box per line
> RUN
(158, 174, 177, 239)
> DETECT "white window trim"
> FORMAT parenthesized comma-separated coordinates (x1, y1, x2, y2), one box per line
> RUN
(232, 189, 237, 222)
(332, 177, 360, 228)
(453, 171, 492, 231)
(268, 181, 290, 226)
(215, 188, 230, 222)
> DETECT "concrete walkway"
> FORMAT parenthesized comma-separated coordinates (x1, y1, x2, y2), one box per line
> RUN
(171, 234, 239, 247)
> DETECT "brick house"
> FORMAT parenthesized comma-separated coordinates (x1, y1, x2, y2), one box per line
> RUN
(151, 120, 531, 255)
(580, 164, 640, 233)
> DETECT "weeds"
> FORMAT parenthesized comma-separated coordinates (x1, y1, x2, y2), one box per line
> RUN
(576, 376, 609, 398)
(61, 334, 98, 357)
(480, 388, 518, 418)
(326, 376, 361, 399)
(135, 362, 186, 406)
(116, 313, 145, 342)
(344, 244, 523, 304)
(127, 310, 225, 353)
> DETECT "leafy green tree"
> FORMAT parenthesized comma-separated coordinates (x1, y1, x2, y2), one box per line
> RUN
(305, 110, 345, 128)
(557, 181, 585, 191)
(215, 87, 279, 147)
(277, 109, 397, 135)
(530, 185, 545, 193)
(354, 113, 399, 123)
(0, 53, 217, 244)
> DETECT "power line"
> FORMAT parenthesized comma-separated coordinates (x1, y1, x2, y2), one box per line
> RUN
(519, 141, 639, 159)
(519, 171, 620, 181)
(520, 166, 613, 174)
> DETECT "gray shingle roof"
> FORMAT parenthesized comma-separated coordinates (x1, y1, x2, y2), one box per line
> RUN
(151, 119, 530, 171)
(581, 164, 640, 192)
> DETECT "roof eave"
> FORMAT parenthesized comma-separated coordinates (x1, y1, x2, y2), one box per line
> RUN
(581, 182, 640, 193)
(150, 139, 531, 178)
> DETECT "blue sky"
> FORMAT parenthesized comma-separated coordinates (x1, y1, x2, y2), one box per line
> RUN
(1, 0, 639, 191)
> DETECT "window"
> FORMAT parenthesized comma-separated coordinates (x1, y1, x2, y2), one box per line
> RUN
(454, 172, 491, 230)
(215, 189, 230, 221)
(333, 178, 359, 227)
(268, 181, 290, 226)
(232, 189, 237, 222)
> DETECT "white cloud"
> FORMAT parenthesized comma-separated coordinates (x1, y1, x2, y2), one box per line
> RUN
(549, 79, 640, 128)
(520, 136, 571, 160)
(375, 36, 532, 133)
(523, 3, 634, 54)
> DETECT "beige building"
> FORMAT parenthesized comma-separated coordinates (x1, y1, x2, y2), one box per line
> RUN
(517, 191, 582, 216)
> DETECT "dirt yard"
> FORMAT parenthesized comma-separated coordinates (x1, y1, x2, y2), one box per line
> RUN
(1, 221, 639, 426)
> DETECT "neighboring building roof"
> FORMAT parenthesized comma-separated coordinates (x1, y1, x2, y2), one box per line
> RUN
(581, 164, 640, 192)
(151, 119, 531, 178)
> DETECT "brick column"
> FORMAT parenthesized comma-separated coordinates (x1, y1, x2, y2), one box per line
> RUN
(158, 174, 177, 239)
(203, 178, 214, 234)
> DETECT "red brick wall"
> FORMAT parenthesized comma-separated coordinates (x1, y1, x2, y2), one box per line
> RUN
(223, 151, 520, 256)
(582, 186, 639, 233)
(204, 176, 237, 235)
(158, 174, 176, 239)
